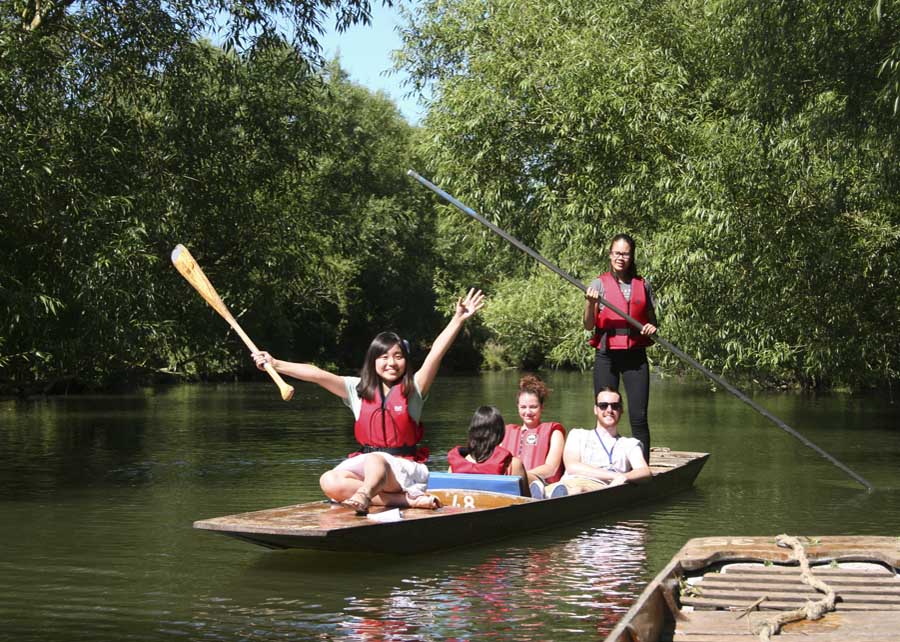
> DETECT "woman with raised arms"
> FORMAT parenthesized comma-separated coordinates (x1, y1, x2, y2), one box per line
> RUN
(252, 288, 485, 515)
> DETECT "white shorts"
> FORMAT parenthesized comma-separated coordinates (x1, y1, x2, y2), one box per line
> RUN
(334, 453, 430, 497)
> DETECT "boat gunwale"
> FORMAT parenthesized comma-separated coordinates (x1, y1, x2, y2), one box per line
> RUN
(194, 450, 709, 537)
(603, 535, 900, 642)
(193, 449, 710, 553)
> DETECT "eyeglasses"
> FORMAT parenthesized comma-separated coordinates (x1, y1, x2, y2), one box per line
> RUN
(595, 401, 622, 411)
(610, 252, 632, 259)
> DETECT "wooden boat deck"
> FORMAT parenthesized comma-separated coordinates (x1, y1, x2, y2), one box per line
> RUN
(606, 536, 900, 642)
(194, 448, 708, 553)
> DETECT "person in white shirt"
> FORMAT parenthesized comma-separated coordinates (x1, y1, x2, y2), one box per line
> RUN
(544, 387, 652, 497)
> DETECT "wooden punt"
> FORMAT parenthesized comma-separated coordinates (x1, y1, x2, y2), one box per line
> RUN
(193, 448, 708, 553)
(605, 535, 900, 642)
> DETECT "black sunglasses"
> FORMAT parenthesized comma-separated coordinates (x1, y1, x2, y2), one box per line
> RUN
(595, 401, 622, 411)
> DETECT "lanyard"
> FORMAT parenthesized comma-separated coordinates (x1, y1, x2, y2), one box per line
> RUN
(594, 428, 619, 469)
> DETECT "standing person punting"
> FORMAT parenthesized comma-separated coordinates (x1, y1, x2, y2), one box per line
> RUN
(252, 288, 485, 515)
(583, 234, 657, 462)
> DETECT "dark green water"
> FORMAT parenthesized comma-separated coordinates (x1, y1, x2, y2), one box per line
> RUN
(1, 372, 898, 641)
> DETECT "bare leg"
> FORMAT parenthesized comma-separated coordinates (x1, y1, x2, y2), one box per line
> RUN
(366, 453, 441, 508)
(509, 458, 531, 496)
(320, 455, 418, 507)
(319, 469, 365, 502)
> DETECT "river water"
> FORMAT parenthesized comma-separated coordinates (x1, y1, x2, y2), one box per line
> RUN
(1, 371, 898, 641)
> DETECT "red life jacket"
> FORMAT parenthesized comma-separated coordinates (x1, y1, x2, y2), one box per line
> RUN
(501, 422, 566, 484)
(589, 272, 653, 350)
(447, 445, 513, 475)
(352, 384, 428, 462)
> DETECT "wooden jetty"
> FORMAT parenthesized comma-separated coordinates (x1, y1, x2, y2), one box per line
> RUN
(194, 448, 708, 553)
(605, 535, 900, 642)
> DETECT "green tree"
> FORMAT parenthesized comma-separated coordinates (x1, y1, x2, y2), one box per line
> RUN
(398, 0, 900, 389)
(1, 0, 446, 393)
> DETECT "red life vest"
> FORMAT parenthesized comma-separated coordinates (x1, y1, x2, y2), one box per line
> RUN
(589, 272, 653, 350)
(501, 422, 566, 484)
(447, 446, 513, 475)
(352, 384, 429, 462)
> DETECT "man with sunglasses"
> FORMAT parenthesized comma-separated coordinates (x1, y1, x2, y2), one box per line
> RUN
(543, 387, 651, 497)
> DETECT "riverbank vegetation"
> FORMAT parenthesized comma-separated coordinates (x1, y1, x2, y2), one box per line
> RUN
(399, 0, 900, 391)
(2, 0, 898, 394)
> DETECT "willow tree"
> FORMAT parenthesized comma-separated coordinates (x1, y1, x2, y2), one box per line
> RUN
(398, 0, 900, 390)
(0, 1, 440, 393)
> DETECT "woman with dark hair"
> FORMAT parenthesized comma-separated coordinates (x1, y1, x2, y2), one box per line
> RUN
(447, 406, 529, 495)
(500, 374, 566, 498)
(583, 234, 657, 461)
(252, 288, 485, 515)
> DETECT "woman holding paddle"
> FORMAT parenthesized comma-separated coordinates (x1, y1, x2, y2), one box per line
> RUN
(583, 234, 657, 461)
(252, 288, 485, 515)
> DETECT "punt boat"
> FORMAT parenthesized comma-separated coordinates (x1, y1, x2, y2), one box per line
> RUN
(194, 448, 708, 553)
(604, 535, 900, 642)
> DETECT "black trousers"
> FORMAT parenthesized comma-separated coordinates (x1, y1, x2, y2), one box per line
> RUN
(593, 348, 651, 462)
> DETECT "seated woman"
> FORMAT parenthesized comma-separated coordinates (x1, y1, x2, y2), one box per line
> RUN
(500, 374, 566, 499)
(253, 289, 485, 515)
(447, 406, 530, 496)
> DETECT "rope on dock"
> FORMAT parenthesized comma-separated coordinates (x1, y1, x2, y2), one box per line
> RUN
(751, 534, 838, 641)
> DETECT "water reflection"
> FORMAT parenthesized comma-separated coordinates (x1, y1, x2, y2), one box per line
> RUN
(182, 521, 651, 641)
(2, 375, 900, 642)
(320, 522, 648, 641)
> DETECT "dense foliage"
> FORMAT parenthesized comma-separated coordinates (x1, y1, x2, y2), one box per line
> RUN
(399, 0, 900, 390)
(0, 0, 449, 394)
(2, 0, 899, 394)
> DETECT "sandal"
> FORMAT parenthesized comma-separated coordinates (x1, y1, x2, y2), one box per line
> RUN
(342, 489, 372, 516)
(406, 493, 441, 510)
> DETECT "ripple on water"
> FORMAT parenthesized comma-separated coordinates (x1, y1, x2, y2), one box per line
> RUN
(314, 522, 653, 641)
(2, 379, 898, 642)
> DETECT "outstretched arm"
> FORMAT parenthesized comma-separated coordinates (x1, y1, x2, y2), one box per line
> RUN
(414, 288, 485, 397)
(251, 351, 348, 399)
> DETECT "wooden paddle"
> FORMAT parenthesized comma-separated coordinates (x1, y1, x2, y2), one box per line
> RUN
(170, 244, 294, 401)
(407, 169, 873, 492)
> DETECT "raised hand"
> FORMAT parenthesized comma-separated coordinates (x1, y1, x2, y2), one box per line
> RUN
(455, 288, 485, 321)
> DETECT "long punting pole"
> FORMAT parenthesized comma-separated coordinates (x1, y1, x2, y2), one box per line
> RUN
(407, 169, 873, 492)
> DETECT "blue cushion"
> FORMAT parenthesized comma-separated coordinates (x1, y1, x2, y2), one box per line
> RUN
(427, 471, 522, 496)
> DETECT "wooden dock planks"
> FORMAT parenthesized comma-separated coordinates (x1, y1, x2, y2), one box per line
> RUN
(674, 562, 900, 639)
(672, 610, 900, 641)
(605, 537, 900, 642)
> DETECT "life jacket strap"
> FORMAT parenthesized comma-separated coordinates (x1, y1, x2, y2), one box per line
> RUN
(359, 444, 418, 456)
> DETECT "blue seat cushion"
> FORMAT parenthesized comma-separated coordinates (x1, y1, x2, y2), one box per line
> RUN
(427, 471, 522, 496)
